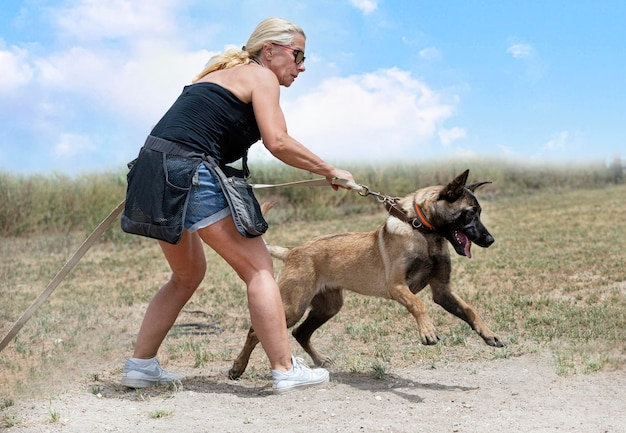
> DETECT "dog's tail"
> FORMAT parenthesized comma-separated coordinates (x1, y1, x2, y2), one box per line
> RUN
(261, 201, 290, 261)
(267, 244, 289, 260)
(261, 201, 275, 215)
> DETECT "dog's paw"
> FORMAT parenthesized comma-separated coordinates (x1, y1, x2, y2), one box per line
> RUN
(484, 334, 506, 348)
(315, 355, 335, 368)
(228, 365, 244, 380)
(422, 336, 441, 345)
(418, 322, 441, 345)
(420, 331, 441, 345)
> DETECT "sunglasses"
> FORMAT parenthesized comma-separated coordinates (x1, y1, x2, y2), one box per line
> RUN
(272, 43, 306, 65)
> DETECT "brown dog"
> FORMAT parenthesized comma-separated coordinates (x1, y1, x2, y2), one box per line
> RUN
(229, 169, 504, 380)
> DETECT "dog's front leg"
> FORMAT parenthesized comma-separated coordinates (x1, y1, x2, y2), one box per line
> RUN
(431, 287, 505, 347)
(389, 283, 440, 345)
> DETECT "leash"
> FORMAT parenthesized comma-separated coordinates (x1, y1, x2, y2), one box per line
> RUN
(0, 177, 361, 353)
(0, 200, 126, 353)
(251, 177, 367, 193)
(257, 177, 434, 231)
(0, 176, 426, 353)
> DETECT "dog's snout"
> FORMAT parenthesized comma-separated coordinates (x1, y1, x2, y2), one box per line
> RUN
(481, 233, 495, 247)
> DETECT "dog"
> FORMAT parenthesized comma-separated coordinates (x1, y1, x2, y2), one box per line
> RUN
(228, 169, 504, 380)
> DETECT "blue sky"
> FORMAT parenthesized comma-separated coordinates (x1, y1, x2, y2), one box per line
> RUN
(1, 0, 624, 175)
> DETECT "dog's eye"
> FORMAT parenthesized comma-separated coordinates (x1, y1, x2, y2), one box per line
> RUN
(464, 209, 476, 221)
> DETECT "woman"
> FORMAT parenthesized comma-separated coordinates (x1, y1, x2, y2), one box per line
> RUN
(121, 17, 355, 394)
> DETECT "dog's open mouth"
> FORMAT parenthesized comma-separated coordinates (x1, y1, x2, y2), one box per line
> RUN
(453, 230, 472, 258)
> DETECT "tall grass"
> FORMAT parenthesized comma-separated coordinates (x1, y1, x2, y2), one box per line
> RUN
(0, 170, 127, 239)
(0, 158, 620, 237)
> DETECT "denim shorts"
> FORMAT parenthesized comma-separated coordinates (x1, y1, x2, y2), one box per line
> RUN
(184, 163, 231, 232)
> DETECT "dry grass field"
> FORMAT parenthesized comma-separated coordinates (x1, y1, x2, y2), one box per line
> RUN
(1, 182, 625, 430)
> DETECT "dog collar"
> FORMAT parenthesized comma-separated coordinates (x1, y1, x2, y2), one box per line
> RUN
(413, 200, 435, 231)
(384, 198, 435, 233)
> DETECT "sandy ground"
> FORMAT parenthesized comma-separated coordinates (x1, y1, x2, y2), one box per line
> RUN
(4, 353, 624, 433)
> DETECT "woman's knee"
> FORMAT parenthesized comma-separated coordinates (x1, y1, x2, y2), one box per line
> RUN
(170, 266, 206, 291)
(160, 231, 207, 290)
(246, 269, 279, 294)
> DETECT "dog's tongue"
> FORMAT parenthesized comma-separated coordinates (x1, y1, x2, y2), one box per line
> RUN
(464, 238, 472, 258)
(455, 231, 472, 258)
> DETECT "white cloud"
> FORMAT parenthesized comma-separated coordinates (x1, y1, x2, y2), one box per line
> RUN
(54, 133, 96, 157)
(281, 68, 457, 161)
(35, 46, 108, 88)
(497, 143, 518, 157)
(419, 47, 442, 62)
(506, 41, 546, 81)
(349, 0, 378, 15)
(543, 130, 569, 151)
(0, 42, 34, 92)
(20, 1, 212, 126)
(54, 0, 179, 41)
(507, 43, 533, 59)
(100, 42, 212, 124)
(438, 127, 466, 146)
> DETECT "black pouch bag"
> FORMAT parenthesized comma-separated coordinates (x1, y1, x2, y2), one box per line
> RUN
(208, 163, 268, 238)
(121, 140, 202, 244)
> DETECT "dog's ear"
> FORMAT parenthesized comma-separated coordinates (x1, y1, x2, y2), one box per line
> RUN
(439, 169, 469, 202)
(466, 181, 492, 192)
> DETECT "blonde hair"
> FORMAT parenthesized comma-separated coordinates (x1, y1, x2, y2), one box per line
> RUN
(192, 17, 306, 83)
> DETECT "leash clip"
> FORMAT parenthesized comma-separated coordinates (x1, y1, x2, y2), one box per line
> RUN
(361, 185, 389, 203)
(357, 184, 370, 197)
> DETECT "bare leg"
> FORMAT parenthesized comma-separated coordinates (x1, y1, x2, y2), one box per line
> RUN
(131, 214, 292, 372)
(132, 230, 206, 359)
(198, 216, 293, 372)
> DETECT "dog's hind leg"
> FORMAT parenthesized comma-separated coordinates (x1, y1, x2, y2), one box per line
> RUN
(228, 327, 260, 380)
(431, 289, 505, 347)
(292, 289, 344, 367)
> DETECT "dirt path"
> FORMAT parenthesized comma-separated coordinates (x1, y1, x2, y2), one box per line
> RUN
(4, 354, 624, 433)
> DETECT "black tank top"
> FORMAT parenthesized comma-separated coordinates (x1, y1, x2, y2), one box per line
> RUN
(150, 82, 261, 165)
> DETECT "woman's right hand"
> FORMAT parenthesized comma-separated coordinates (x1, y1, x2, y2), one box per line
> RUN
(327, 168, 356, 191)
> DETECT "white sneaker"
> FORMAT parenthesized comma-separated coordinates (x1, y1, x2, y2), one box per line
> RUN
(121, 358, 182, 389)
(271, 356, 329, 395)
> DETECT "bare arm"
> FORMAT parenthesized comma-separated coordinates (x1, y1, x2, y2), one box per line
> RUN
(251, 69, 354, 186)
